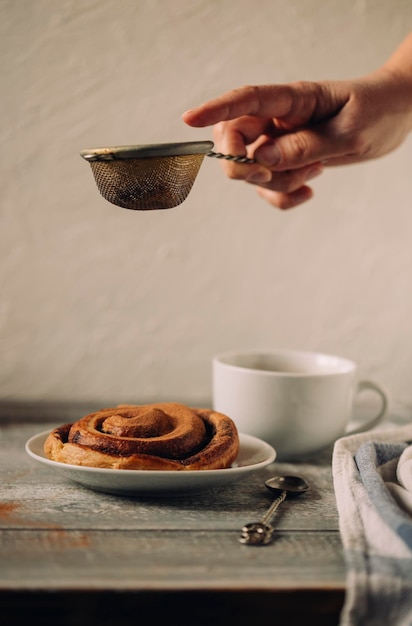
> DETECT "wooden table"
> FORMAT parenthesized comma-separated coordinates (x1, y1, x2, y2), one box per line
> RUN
(0, 402, 346, 625)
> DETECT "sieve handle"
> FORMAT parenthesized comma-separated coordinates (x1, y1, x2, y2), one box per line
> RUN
(207, 151, 255, 164)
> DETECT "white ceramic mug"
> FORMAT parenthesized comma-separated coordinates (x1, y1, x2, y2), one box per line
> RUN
(212, 349, 390, 461)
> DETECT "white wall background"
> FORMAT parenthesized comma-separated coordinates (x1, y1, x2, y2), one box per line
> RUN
(1, 0, 412, 415)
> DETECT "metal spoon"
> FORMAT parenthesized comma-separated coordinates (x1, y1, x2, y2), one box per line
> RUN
(239, 475, 309, 546)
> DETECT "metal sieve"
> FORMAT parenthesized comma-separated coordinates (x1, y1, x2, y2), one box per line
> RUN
(80, 141, 255, 210)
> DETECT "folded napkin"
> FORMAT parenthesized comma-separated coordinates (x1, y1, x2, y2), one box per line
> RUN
(332, 423, 412, 626)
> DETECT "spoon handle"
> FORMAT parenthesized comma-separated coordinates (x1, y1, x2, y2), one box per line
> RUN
(261, 490, 287, 525)
(239, 490, 287, 545)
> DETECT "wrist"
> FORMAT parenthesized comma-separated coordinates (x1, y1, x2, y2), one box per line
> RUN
(380, 33, 412, 130)
(368, 63, 412, 133)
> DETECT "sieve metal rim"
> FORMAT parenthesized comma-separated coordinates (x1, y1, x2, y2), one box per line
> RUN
(80, 141, 214, 162)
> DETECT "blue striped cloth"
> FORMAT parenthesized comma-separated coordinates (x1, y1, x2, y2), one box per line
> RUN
(332, 424, 412, 626)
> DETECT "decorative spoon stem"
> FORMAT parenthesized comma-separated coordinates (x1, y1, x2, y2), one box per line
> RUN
(239, 475, 309, 546)
(260, 490, 287, 526)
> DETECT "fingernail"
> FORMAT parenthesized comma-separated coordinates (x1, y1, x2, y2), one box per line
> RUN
(259, 144, 282, 166)
(247, 169, 272, 184)
(305, 165, 323, 181)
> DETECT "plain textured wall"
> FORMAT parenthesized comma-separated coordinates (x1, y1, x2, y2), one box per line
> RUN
(1, 0, 412, 415)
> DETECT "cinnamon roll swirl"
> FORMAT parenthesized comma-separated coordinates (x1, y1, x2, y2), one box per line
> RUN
(44, 402, 239, 470)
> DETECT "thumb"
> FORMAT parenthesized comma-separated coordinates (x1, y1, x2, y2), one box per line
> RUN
(255, 123, 345, 169)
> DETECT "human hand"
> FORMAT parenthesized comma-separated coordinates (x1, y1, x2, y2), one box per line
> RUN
(182, 69, 412, 209)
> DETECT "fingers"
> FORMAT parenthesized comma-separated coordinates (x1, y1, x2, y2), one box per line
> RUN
(257, 185, 314, 210)
(182, 84, 318, 127)
(214, 115, 341, 172)
(212, 118, 275, 182)
(246, 162, 324, 210)
(207, 136, 323, 210)
(182, 82, 344, 209)
(183, 82, 350, 169)
(248, 161, 323, 191)
(256, 161, 324, 209)
(254, 125, 341, 170)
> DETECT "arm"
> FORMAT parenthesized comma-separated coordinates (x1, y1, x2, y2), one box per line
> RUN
(182, 33, 412, 210)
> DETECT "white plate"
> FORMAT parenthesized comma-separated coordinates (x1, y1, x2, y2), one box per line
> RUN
(25, 431, 276, 496)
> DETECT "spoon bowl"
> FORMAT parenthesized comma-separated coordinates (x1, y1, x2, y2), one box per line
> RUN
(265, 475, 309, 495)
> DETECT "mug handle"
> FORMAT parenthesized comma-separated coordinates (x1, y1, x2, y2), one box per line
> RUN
(345, 380, 390, 436)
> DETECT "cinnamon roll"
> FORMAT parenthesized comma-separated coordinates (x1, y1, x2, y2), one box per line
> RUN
(44, 402, 239, 470)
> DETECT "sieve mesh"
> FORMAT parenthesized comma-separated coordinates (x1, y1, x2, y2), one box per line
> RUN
(88, 154, 205, 210)
(81, 141, 255, 211)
